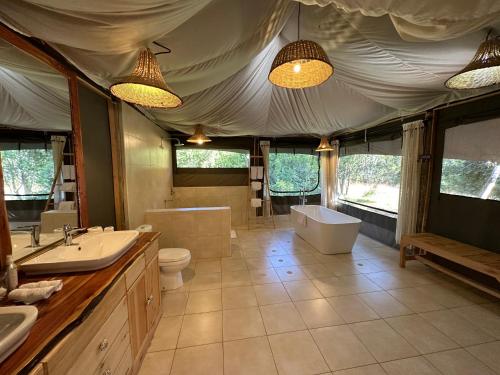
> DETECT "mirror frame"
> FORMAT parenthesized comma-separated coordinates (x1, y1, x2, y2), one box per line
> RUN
(0, 23, 88, 267)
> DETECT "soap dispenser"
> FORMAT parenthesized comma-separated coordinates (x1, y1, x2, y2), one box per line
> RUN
(6, 255, 18, 290)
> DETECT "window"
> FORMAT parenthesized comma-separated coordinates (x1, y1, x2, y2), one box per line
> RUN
(440, 121, 500, 201)
(269, 151, 320, 196)
(176, 148, 249, 168)
(337, 154, 401, 213)
(1, 149, 54, 200)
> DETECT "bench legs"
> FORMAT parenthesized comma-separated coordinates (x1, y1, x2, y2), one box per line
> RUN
(400, 243, 406, 268)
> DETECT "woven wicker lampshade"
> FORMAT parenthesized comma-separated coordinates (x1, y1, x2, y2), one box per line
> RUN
(110, 48, 182, 108)
(269, 40, 333, 89)
(316, 136, 334, 152)
(187, 125, 211, 145)
(445, 34, 500, 89)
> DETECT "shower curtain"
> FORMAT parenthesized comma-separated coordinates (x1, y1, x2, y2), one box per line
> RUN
(395, 120, 424, 244)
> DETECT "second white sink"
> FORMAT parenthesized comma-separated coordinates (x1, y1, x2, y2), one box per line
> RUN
(0, 306, 38, 363)
(21, 230, 139, 275)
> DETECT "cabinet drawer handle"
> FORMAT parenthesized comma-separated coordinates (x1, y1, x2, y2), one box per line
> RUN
(103, 369, 112, 375)
(99, 339, 109, 352)
(146, 295, 154, 305)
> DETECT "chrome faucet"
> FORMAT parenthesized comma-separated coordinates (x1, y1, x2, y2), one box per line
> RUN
(11, 225, 40, 247)
(299, 189, 308, 206)
(63, 224, 85, 246)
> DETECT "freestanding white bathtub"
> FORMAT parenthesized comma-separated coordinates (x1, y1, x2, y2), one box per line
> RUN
(291, 205, 361, 254)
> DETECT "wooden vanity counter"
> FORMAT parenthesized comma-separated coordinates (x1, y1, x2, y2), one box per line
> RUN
(0, 231, 160, 375)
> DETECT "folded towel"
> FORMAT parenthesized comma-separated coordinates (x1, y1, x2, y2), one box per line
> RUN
(9, 286, 57, 305)
(250, 166, 258, 179)
(251, 198, 262, 208)
(256, 166, 264, 179)
(62, 165, 75, 180)
(251, 181, 262, 191)
(0, 287, 6, 299)
(19, 279, 63, 292)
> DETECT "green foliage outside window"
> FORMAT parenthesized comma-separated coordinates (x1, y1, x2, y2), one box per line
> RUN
(176, 148, 249, 168)
(1, 149, 54, 200)
(269, 152, 320, 196)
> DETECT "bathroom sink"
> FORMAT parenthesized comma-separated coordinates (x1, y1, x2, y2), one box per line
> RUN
(0, 306, 38, 363)
(21, 230, 139, 275)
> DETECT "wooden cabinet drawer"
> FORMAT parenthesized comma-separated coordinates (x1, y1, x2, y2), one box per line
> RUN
(127, 272, 147, 358)
(68, 296, 128, 375)
(114, 346, 133, 375)
(145, 239, 159, 264)
(94, 322, 131, 375)
(42, 276, 126, 375)
(125, 254, 145, 290)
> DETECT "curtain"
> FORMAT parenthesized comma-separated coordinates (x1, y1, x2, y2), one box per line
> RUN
(395, 120, 424, 244)
(260, 140, 271, 217)
(51, 135, 66, 208)
(320, 140, 339, 208)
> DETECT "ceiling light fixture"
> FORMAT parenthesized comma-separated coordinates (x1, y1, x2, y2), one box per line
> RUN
(269, 3, 333, 89)
(445, 30, 500, 89)
(187, 125, 211, 145)
(316, 137, 334, 152)
(110, 43, 182, 108)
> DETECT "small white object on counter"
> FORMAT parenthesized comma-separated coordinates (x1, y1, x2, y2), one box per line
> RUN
(103, 226, 114, 232)
(8, 279, 63, 305)
(0, 287, 6, 299)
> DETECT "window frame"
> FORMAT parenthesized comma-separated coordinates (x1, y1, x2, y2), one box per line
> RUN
(174, 146, 251, 169)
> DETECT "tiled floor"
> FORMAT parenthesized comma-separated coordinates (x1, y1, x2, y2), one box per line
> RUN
(139, 228, 500, 375)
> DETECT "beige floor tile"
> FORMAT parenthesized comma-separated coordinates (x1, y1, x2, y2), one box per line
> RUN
(170, 343, 223, 375)
(311, 325, 376, 371)
(364, 271, 416, 290)
(222, 286, 257, 309)
(382, 356, 441, 375)
(327, 295, 379, 323)
(224, 336, 278, 375)
(283, 280, 323, 301)
(223, 307, 266, 341)
(452, 304, 500, 339)
(358, 291, 413, 318)
(185, 289, 221, 314)
(294, 299, 344, 328)
(414, 284, 478, 308)
(250, 268, 281, 284)
(177, 311, 222, 348)
(221, 258, 247, 272)
(420, 309, 495, 346)
(275, 266, 309, 282)
(138, 350, 174, 375)
(190, 272, 221, 291)
(148, 316, 183, 352)
(350, 319, 419, 362)
(222, 269, 253, 288)
(269, 330, 329, 375)
(245, 256, 274, 270)
(301, 263, 336, 278)
(388, 288, 445, 313)
(466, 341, 500, 374)
(333, 364, 386, 375)
(162, 292, 188, 316)
(292, 253, 320, 266)
(385, 314, 458, 354)
(312, 275, 381, 297)
(425, 348, 496, 375)
(270, 255, 299, 267)
(260, 302, 306, 334)
(254, 283, 291, 305)
(195, 260, 221, 274)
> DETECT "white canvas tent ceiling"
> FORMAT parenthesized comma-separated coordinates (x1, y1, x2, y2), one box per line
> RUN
(0, 0, 499, 136)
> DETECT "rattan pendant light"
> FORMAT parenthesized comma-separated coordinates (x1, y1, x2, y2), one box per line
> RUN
(445, 31, 500, 89)
(316, 137, 334, 152)
(110, 47, 182, 108)
(269, 4, 333, 89)
(187, 125, 212, 145)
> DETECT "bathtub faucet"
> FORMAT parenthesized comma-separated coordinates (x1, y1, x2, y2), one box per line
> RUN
(299, 189, 307, 205)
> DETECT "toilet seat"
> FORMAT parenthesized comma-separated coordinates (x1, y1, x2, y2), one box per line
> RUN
(159, 248, 191, 264)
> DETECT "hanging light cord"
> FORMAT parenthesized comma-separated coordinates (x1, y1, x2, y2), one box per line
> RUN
(297, 3, 301, 41)
(152, 41, 172, 55)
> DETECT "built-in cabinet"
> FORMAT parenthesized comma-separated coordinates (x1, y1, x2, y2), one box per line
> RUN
(34, 240, 160, 375)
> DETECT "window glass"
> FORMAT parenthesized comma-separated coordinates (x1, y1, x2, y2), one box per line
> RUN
(269, 152, 320, 196)
(440, 121, 500, 201)
(1, 149, 54, 200)
(337, 154, 401, 213)
(176, 148, 249, 168)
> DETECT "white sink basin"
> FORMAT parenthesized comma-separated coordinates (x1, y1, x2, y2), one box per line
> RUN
(0, 306, 38, 363)
(21, 230, 139, 275)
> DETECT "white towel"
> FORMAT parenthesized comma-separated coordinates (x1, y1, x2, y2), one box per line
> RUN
(62, 165, 75, 180)
(0, 287, 6, 299)
(19, 279, 63, 292)
(251, 181, 262, 191)
(256, 166, 264, 179)
(250, 166, 258, 179)
(250, 198, 262, 208)
(9, 286, 57, 304)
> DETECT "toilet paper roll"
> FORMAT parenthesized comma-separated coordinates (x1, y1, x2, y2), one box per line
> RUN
(251, 181, 262, 191)
(250, 198, 262, 208)
(250, 166, 258, 179)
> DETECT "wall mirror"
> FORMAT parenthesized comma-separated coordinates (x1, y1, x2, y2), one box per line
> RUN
(0, 38, 78, 261)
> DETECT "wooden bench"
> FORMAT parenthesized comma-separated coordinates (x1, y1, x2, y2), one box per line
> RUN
(400, 233, 500, 298)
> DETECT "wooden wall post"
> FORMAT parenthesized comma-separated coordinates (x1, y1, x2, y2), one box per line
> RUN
(0, 154, 12, 268)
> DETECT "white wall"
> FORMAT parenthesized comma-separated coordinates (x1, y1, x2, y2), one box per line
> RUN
(121, 103, 172, 229)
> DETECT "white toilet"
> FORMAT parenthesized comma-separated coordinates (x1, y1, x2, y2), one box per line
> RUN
(158, 248, 191, 290)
